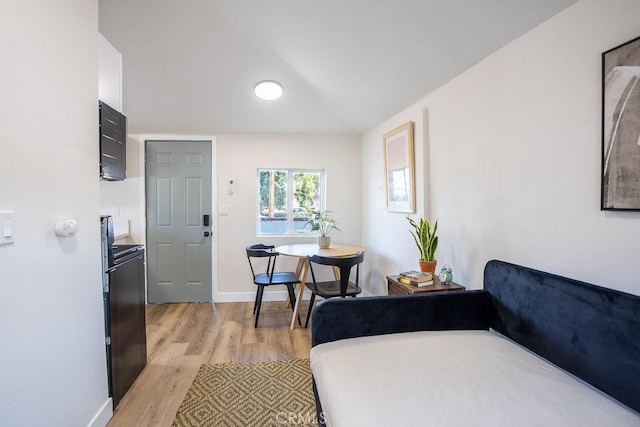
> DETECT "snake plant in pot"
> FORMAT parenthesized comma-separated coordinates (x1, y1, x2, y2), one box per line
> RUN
(406, 216, 438, 273)
(306, 210, 340, 248)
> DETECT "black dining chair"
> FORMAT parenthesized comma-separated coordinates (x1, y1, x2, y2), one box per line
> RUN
(246, 244, 301, 328)
(304, 251, 364, 328)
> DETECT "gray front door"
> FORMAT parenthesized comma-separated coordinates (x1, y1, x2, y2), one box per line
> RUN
(146, 140, 212, 303)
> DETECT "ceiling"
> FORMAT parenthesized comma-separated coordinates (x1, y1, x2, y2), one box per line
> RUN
(99, 0, 577, 135)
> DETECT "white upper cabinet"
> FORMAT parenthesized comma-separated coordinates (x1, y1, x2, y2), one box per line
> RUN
(99, 33, 122, 112)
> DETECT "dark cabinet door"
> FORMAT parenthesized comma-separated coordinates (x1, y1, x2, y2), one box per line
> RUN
(99, 101, 127, 181)
(108, 252, 147, 408)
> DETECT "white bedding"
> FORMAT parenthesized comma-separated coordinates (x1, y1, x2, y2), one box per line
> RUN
(310, 330, 639, 427)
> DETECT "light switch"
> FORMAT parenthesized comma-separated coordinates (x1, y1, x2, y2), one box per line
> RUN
(0, 211, 15, 245)
(3, 218, 12, 237)
(220, 205, 230, 216)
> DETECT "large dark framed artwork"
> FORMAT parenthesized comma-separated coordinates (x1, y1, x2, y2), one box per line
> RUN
(601, 35, 640, 210)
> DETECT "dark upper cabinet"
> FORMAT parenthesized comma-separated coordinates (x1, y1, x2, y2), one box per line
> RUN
(99, 100, 127, 181)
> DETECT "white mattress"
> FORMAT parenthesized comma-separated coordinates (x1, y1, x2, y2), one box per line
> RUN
(310, 330, 639, 427)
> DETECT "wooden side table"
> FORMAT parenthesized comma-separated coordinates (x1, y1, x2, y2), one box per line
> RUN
(386, 275, 465, 295)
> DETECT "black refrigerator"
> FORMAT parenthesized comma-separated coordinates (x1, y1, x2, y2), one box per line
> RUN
(101, 216, 147, 408)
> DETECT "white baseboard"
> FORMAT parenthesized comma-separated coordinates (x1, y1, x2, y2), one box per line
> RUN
(87, 398, 112, 427)
(213, 289, 374, 303)
(214, 289, 312, 303)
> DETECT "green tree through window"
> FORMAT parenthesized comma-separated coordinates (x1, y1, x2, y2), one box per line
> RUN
(294, 172, 320, 213)
(258, 169, 324, 235)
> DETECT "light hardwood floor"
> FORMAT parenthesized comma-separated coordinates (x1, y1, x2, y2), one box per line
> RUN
(107, 301, 312, 427)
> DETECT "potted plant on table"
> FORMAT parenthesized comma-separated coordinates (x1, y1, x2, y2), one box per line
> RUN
(406, 216, 438, 273)
(306, 210, 340, 248)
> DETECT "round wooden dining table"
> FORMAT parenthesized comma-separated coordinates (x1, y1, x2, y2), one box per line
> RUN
(275, 243, 366, 329)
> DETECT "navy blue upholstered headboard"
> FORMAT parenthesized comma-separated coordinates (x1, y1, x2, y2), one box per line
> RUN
(484, 260, 640, 412)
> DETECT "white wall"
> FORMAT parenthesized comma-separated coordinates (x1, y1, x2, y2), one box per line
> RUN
(213, 133, 363, 301)
(362, 0, 640, 296)
(117, 133, 361, 302)
(0, 2, 112, 426)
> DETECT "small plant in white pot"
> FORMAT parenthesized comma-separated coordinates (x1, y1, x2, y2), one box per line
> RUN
(406, 216, 438, 273)
(306, 210, 340, 248)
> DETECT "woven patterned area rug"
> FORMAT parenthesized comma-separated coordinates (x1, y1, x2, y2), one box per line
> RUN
(173, 359, 317, 427)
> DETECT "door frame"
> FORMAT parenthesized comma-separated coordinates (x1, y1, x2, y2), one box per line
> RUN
(138, 134, 218, 302)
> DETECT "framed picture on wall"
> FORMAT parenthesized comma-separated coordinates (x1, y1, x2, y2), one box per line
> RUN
(601, 35, 640, 211)
(384, 121, 415, 213)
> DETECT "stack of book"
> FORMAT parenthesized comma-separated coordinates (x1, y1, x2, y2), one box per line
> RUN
(398, 270, 434, 287)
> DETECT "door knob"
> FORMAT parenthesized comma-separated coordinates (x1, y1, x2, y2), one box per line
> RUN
(203, 231, 211, 237)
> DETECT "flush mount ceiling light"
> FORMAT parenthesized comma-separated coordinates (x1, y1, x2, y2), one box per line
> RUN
(254, 80, 283, 100)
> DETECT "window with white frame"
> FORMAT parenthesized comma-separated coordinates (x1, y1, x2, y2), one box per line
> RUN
(257, 168, 325, 235)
